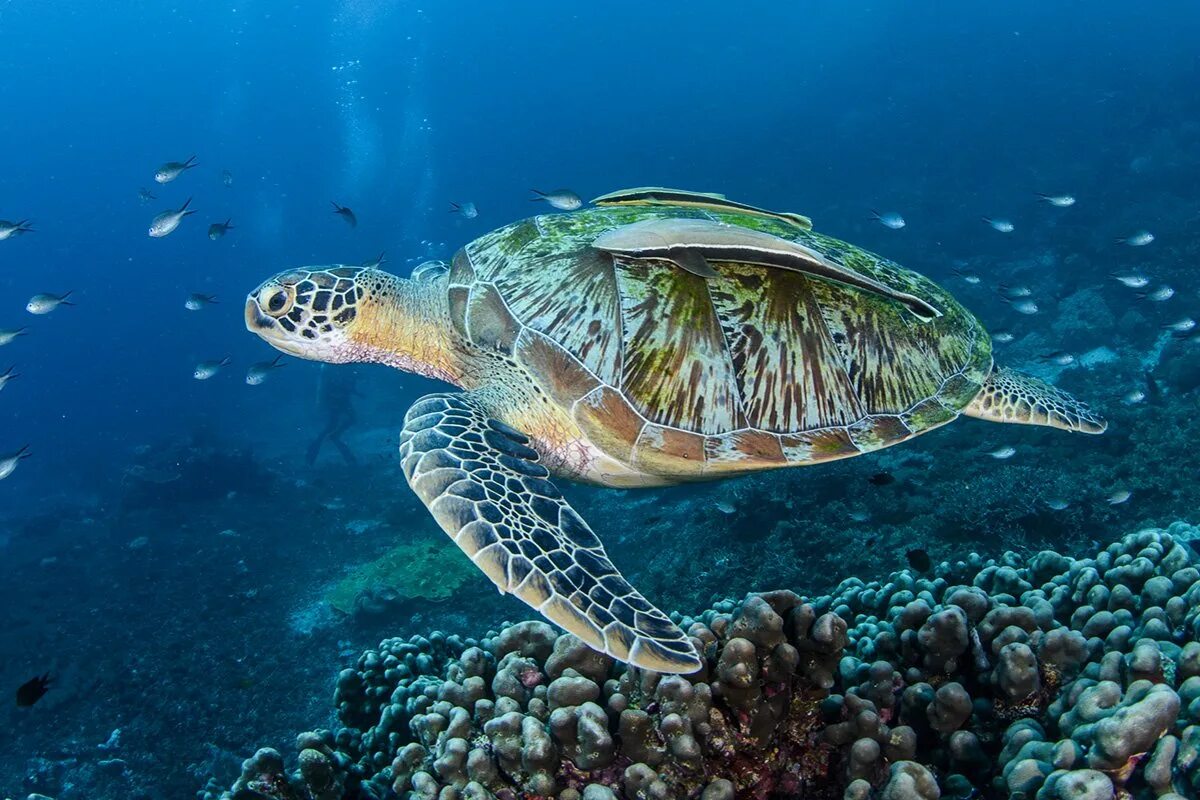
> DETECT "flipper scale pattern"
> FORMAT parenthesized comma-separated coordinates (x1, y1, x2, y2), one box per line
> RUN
(399, 391, 703, 673)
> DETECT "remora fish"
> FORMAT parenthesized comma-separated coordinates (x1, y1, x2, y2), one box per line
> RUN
(592, 217, 941, 320)
(591, 186, 812, 229)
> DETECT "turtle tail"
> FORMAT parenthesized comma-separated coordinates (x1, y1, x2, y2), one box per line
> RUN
(962, 366, 1106, 434)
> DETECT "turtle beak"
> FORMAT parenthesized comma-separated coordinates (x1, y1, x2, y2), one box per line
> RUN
(245, 294, 311, 358)
(244, 295, 274, 333)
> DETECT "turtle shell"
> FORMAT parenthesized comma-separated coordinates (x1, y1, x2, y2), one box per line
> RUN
(447, 205, 991, 477)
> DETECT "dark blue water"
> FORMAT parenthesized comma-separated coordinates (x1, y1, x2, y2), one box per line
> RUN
(1, 3, 1197, 483)
(1, 2, 1198, 797)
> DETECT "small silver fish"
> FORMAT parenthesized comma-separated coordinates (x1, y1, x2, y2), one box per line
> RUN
(26, 292, 73, 315)
(331, 201, 357, 228)
(0, 365, 16, 392)
(1011, 299, 1039, 315)
(714, 501, 736, 515)
(208, 218, 234, 240)
(449, 201, 478, 219)
(185, 293, 218, 311)
(998, 284, 1033, 298)
(530, 188, 582, 211)
(987, 445, 1017, 459)
(982, 217, 1015, 233)
(149, 197, 196, 238)
(1110, 272, 1149, 289)
(193, 357, 232, 380)
(1045, 498, 1070, 511)
(1138, 286, 1174, 302)
(221, 169, 233, 187)
(1039, 351, 1075, 367)
(871, 210, 906, 229)
(361, 251, 387, 269)
(1123, 389, 1146, 405)
(0, 327, 28, 346)
(1116, 230, 1154, 246)
(1036, 193, 1076, 207)
(1106, 489, 1132, 505)
(0, 219, 34, 241)
(1175, 329, 1200, 344)
(992, 331, 1016, 343)
(952, 268, 982, 285)
(848, 510, 871, 523)
(1163, 318, 1196, 333)
(0, 445, 30, 480)
(154, 155, 198, 184)
(246, 355, 285, 385)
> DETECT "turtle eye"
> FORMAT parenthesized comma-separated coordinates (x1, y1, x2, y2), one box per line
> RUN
(261, 286, 294, 317)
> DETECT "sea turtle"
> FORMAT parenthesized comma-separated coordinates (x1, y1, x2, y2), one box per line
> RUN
(245, 188, 1105, 674)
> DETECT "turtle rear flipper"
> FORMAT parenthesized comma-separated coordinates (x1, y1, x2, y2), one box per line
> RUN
(963, 367, 1106, 434)
(400, 391, 703, 674)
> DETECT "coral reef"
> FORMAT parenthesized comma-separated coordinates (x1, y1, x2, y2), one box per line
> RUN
(204, 523, 1200, 800)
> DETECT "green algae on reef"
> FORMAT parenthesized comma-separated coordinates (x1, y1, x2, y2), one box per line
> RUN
(325, 539, 477, 615)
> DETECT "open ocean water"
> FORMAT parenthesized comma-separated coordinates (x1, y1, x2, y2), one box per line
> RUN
(2, 3, 1200, 799)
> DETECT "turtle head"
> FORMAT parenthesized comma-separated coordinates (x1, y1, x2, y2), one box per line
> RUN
(246, 265, 458, 382)
(245, 266, 374, 363)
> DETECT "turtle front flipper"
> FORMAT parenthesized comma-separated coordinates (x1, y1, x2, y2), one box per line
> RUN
(399, 392, 703, 674)
(963, 367, 1106, 434)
